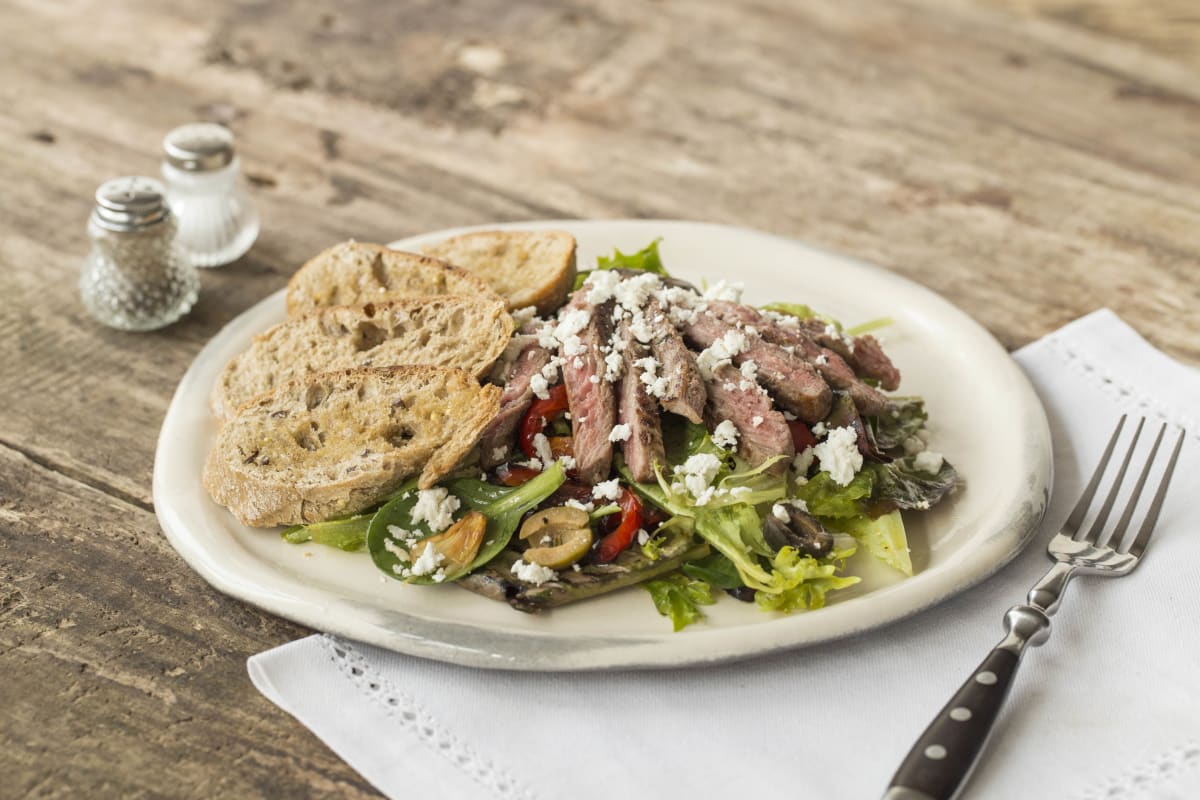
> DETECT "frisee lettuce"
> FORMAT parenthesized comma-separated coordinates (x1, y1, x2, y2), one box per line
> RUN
(644, 572, 716, 631)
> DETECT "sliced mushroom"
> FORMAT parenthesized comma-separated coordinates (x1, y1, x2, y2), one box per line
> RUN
(411, 511, 487, 575)
(518, 506, 593, 569)
(763, 505, 834, 559)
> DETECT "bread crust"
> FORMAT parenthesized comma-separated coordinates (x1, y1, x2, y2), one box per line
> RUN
(203, 366, 501, 527)
(286, 241, 499, 317)
(421, 230, 576, 316)
(211, 296, 513, 420)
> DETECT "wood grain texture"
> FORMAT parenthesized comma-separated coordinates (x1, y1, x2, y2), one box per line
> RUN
(1, 0, 1198, 796)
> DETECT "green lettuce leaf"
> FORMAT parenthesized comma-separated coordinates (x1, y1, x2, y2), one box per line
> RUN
(761, 302, 841, 331)
(281, 515, 371, 551)
(644, 572, 715, 631)
(829, 509, 913, 576)
(795, 470, 875, 518)
(573, 238, 669, 290)
(681, 552, 744, 589)
(754, 546, 859, 613)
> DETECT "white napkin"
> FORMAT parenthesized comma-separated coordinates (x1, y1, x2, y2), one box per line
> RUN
(249, 310, 1200, 800)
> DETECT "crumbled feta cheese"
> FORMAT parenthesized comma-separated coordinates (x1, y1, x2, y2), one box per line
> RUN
(491, 447, 507, 463)
(510, 559, 558, 585)
(771, 503, 790, 523)
(585, 269, 621, 304)
(382, 537, 410, 561)
(903, 435, 926, 455)
(789, 498, 810, 513)
(751, 415, 764, 428)
(593, 478, 621, 502)
(532, 433, 554, 465)
(573, 356, 584, 369)
(634, 355, 670, 398)
(814, 353, 829, 366)
(914, 450, 945, 474)
(782, 410, 798, 421)
(792, 446, 815, 477)
(511, 306, 538, 327)
(695, 329, 749, 378)
(410, 542, 445, 576)
(518, 457, 543, 471)
(564, 498, 595, 513)
(604, 351, 623, 383)
(410, 488, 460, 532)
(609, 424, 632, 443)
(702, 279, 743, 303)
(386, 524, 418, 543)
(812, 422, 827, 437)
(529, 373, 550, 400)
(712, 420, 739, 449)
(739, 360, 758, 381)
(636, 528, 650, 546)
(614, 272, 663, 309)
(676, 453, 723, 505)
(589, 374, 600, 384)
(557, 454, 577, 471)
(813, 426, 863, 486)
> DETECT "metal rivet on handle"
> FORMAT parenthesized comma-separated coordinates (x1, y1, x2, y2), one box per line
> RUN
(949, 707, 973, 721)
(975, 671, 998, 685)
(924, 745, 947, 760)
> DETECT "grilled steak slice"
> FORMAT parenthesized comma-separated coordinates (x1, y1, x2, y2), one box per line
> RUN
(704, 363, 794, 470)
(795, 318, 901, 391)
(645, 299, 706, 423)
(561, 297, 617, 483)
(681, 313, 831, 423)
(478, 340, 552, 469)
(709, 301, 889, 417)
(616, 322, 666, 482)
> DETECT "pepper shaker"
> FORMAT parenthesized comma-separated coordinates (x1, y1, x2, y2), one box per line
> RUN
(161, 123, 259, 267)
(79, 177, 200, 331)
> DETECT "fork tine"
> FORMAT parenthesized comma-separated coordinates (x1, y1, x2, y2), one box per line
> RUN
(1125, 427, 1186, 558)
(1064, 415, 1128, 537)
(1104, 423, 1165, 550)
(1079, 417, 1144, 543)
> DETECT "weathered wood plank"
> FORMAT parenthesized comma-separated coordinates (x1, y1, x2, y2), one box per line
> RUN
(0, 445, 378, 798)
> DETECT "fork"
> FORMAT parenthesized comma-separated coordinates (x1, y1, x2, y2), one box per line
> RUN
(883, 415, 1186, 800)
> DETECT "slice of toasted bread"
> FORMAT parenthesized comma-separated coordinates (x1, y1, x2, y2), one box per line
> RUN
(203, 366, 501, 527)
(286, 241, 498, 317)
(212, 297, 513, 420)
(420, 230, 577, 316)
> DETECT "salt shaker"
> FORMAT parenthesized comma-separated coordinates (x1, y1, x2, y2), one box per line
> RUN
(79, 177, 200, 331)
(161, 123, 259, 267)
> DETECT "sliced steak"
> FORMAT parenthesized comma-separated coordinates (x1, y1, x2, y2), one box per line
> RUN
(645, 298, 706, 423)
(709, 301, 890, 417)
(795, 318, 901, 391)
(704, 363, 794, 471)
(681, 313, 831, 423)
(478, 341, 552, 469)
(561, 297, 617, 483)
(616, 321, 666, 482)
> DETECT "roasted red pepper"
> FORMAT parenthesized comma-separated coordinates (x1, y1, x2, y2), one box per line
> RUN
(787, 419, 817, 452)
(594, 488, 644, 563)
(518, 384, 570, 459)
(494, 463, 541, 486)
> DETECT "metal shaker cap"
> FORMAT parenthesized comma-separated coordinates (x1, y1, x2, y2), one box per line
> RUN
(163, 123, 235, 172)
(92, 176, 169, 231)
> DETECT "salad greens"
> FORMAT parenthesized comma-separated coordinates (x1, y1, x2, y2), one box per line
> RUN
(572, 238, 667, 290)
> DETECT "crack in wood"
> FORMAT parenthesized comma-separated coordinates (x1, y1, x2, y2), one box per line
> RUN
(0, 438, 154, 514)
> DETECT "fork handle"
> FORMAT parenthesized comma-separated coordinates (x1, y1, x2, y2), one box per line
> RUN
(883, 605, 1051, 800)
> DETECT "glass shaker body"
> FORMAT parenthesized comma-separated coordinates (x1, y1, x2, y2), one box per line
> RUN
(161, 123, 259, 268)
(80, 178, 200, 332)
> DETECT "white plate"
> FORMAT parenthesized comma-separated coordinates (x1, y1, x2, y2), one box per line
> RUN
(154, 220, 1052, 671)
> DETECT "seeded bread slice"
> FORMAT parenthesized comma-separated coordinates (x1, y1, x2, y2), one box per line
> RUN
(420, 230, 577, 316)
(212, 297, 513, 421)
(203, 366, 501, 527)
(286, 241, 498, 317)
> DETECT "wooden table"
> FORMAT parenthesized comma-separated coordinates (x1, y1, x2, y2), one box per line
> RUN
(2, 0, 1197, 795)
